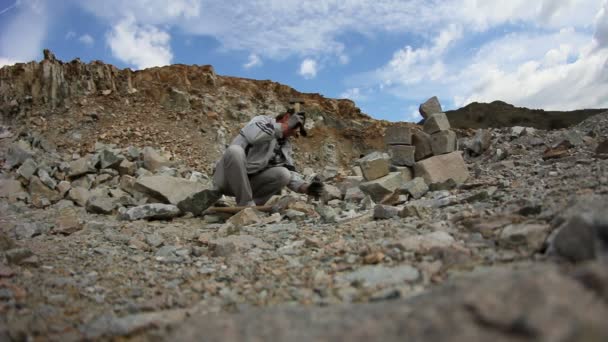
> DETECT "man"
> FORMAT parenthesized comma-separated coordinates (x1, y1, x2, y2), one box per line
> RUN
(213, 110, 324, 206)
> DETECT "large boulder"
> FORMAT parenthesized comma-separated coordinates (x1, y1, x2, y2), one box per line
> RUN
(357, 152, 390, 181)
(414, 151, 469, 185)
(419, 96, 443, 119)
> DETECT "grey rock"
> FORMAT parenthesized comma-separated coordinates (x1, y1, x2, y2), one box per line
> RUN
(414, 151, 469, 185)
(14, 222, 46, 239)
(209, 235, 272, 257)
(37, 169, 57, 189)
(0, 179, 24, 198)
(423, 113, 451, 134)
(29, 176, 60, 202)
(357, 152, 390, 181)
(145, 233, 164, 247)
(387, 145, 416, 166)
(344, 187, 365, 203)
(470, 129, 492, 155)
(419, 96, 442, 119)
(316, 205, 338, 223)
(117, 159, 137, 176)
(322, 184, 342, 203)
(360, 172, 408, 203)
(142, 147, 173, 172)
(68, 156, 96, 178)
(412, 130, 433, 161)
(399, 177, 429, 199)
(549, 213, 608, 262)
(384, 126, 412, 145)
(430, 130, 457, 155)
(16, 158, 37, 180)
(119, 204, 181, 221)
(86, 195, 117, 214)
(68, 187, 91, 207)
(340, 265, 419, 287)
(135, 175, 208, 205)
(177, 189, 222, 216)
(99, 149, 124, 169)
(373, 204, 400, 220)
(5, 140, 34, 169)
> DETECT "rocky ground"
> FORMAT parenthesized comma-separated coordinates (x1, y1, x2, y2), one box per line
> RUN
(1, 108, 607, 341)
(1, 53, 608, 341)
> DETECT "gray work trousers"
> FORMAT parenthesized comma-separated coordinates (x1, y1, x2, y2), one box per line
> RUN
(213, 145, 291, 206)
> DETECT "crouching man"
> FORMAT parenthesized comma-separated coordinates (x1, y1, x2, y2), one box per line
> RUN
(213, 110, 323, 207)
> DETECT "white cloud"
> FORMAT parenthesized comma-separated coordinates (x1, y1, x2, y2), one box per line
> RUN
(106, 16, 173, 70)
(0, 57, 20, 68)
(0, 0, 49, 61)
(79, 34, 95, 46)
(243, 53, 262, 69)
(594, 0, 608, 48)
(299, 58, 318, 79)
(65, 31, 76, 40)
(340, 87, 367, 101)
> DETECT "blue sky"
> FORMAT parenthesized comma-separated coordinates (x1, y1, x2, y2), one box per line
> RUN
(1, 0, 607, 122)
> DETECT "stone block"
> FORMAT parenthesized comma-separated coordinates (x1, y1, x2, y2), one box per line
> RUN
(399, 177, 429, 199)
(387, 145, 415, 166)
(419, 96, 443, 119)
(357, 152, 390, 181)
(359, 172, 408, 202)
(423, 113, 451, 134)
(431, 130, 457, 155)
(412, 130, 433, 161)
(414, 151, 469, 185)
(384, 126, 412, 145)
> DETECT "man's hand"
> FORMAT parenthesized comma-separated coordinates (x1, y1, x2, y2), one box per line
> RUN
(306, 180, 324, 199)
(287, 112, 306, 130)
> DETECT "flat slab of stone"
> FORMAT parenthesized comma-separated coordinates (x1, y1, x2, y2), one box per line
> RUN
(384, 126, 412, 145)
(119, 204, 181, 221)
(414, 151, 469, 185)
(135, 176, 208, 205)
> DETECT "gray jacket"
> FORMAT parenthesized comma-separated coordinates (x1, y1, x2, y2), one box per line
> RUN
(229, 115, 305, 191)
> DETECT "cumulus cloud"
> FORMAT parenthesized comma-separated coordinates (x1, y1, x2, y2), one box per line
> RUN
(79, 34, 95, 46)
(106, 16, 173, 69)
(340, 87, 367, 101)
(299, 58, 318, 79)
(243, 53, 262, 69)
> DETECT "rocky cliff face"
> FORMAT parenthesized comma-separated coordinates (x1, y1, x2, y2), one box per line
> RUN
(0, 50, 389, 173)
